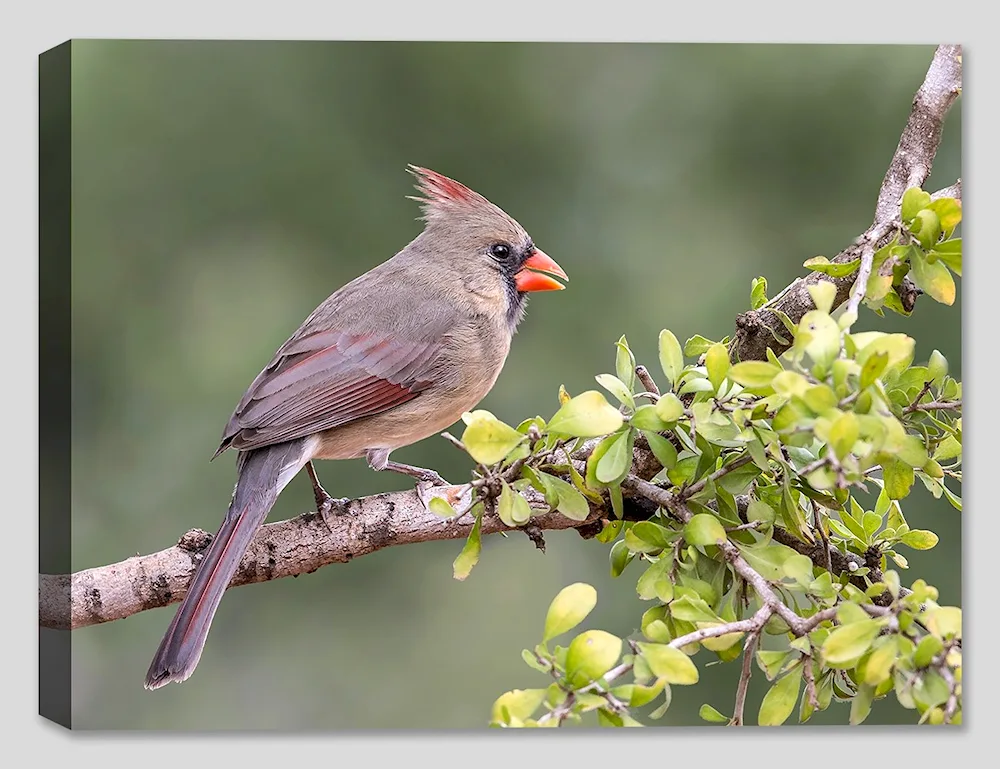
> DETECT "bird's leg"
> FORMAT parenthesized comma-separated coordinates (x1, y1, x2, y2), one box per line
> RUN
(305, 461, 350, 531)
(365, 448, 450, 487)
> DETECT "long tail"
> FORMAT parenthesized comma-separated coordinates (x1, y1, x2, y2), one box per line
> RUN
(144, 438, 311, 690)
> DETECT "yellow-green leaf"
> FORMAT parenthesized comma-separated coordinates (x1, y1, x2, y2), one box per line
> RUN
(491, 689, 547, 724)
(882, 457, 914, 501)
(428, 497, 457, 518)
(596, 429, 633, 484)
(643, 431, 678, 469)
(900, 529, 939, 550)
(452, 510, 483, 581)
(547, 390, 624, 438)
(637, 642, 699, 685)
(901, 186, 931, 222)
(822, 619, 881, 667)
(460, 410, 526, 465)
(699, 703, 730, 723)
(927, 197, 962, 233)
(655, 392, 685, 423)
(910, 250, 956, 305)
(808, 280, 838, 314)
(728, 361, 782, 389)
(705, 343, 730, 391)
(543, 582, 598, 642)
(803, 256, 861, 279)
(566, 630, 622, 686)
(684, 514, 728, 547)
(758, 666, 802, 726)
(658, 329, 684, 389)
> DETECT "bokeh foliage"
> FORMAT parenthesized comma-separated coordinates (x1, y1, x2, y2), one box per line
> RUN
(63, 41, 960, 729)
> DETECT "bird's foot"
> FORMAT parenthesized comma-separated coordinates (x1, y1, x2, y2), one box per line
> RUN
(316, 492, 352, 533)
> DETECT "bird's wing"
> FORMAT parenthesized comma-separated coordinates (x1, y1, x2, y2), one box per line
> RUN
(216, 327, 445, 454)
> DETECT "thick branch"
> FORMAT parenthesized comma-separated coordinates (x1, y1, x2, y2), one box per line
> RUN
(40, 484, 601, 631)
(730, 44, 962, 363)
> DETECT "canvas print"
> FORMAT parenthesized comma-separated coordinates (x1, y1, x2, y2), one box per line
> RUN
(39, 41, 962, 729)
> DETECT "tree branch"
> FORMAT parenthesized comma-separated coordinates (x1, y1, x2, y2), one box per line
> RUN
(39, 484, 601, 630)
(730, 44, 962, 363)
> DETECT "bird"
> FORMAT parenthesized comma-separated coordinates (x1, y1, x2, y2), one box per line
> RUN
(144, 165, 568, 689)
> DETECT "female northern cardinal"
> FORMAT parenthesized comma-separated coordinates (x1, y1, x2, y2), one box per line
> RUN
(144, 166, 568, 689)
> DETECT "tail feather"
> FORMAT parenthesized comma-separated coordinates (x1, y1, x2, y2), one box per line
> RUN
(144, 439, 310, 690)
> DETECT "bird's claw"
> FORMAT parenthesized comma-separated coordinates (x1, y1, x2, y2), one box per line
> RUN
(316, 493, 352, 533)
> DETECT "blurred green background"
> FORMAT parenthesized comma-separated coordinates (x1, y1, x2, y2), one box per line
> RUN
(64, 41, 961, 729)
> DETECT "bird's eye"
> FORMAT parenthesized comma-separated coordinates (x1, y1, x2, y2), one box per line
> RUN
(489, 243, 511, 260)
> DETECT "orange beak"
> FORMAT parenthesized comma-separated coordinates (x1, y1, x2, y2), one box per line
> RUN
(514, 248, 568, 292)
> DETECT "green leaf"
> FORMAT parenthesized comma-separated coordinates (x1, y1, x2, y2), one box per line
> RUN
(655, 392, 685, 423)
(926, 197, 962, 234)
(596, 429, 634, 484)
(642, 430, 678, 470)
(460, 410, 526, 465)
(684, 334, 716, 357)
(750, 276, 768, 309)
(609, 539, 632, 577)
(658, 330, 684, 389)
(854, 333, 916, 376)
(808, 280, 838, 314)
(543, 583, 598, 642)
(629, 521, 674, 551)
(699, 704, 730, 724)
(637, 642, 699, 685)
(913, 635, 943, 668)
(497, 481, 532, 527)
(821, 619, 881, 667)
(925, 349, 948, 386)
(803, 256, 861, 278)
(850, 683, 875, 725)
(829, 412, 859, 460)
(924, 606, 961, 639)
(452, 508, 484, 581)
(900, 529, 939, 550)
(929, 238, 961, 276)
(782, 554, 815, 587)
(728, 361, 782, 389)
(636, 558, 674, 603)
(798, 310, 841, 369)
(859, 351, 888, 390)
(547, 391, 624, 438)
(901, 187, 931, 222)
(566, 630, 622, 686)
(705, 343, 731, 392)
(882, 457, 914, 501)
(542, 473, 591, 522)
(684, 513, 728, 547)
(736, 542, 796, 581)
(428, 497, 457, 518)
(863, 637, 899, 686)
(909, 249, 956, 305)
(615, 336, 636, 391)
(491, 689, 547, 725)
(758, 666, 802, 726)
(595, 373, 635, 409)
(631, 404, 667, 431)
(911, 208, 942, 249)
(669, 594, 720, 623)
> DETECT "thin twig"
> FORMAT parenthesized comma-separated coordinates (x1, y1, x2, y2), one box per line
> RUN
(635, 365, 660, 398)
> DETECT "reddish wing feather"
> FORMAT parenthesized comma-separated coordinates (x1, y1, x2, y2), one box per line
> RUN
(218, 329, 439, 454)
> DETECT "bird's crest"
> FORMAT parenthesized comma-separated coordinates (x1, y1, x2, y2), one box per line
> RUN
(406, 165, 493, 221)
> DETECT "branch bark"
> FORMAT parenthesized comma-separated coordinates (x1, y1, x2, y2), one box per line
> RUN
(730, 44, 962, 363)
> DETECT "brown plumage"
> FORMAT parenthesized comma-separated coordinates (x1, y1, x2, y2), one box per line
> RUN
(144, 166, 568, 689)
